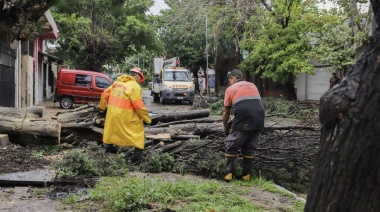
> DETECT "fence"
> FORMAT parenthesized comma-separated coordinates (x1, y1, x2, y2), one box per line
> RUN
(0, 42, 16, 107)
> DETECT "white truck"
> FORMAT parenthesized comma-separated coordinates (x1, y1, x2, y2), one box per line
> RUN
(150, 57, 195, 104)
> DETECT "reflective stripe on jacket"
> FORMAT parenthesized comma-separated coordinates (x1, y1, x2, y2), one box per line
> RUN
(98, 75, 151, 149)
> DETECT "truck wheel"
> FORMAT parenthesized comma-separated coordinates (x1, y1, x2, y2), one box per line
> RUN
(153, 93, 160, 103)
(60, 97, 74, 109)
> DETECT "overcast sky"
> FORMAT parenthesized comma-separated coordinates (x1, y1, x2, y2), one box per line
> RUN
(148, 0, 168, 15)
(148, 0, 370, 15)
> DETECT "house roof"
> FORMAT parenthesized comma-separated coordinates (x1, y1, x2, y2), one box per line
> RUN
(38, 51, 63, 64)
(38, 10, 58, 40)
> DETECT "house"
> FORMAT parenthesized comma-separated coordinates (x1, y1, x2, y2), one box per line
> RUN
(0, 10, 61, 108)
(295, 63, 332, 101)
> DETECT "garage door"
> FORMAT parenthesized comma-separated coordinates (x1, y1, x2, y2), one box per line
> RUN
(306, 68, 331, 101)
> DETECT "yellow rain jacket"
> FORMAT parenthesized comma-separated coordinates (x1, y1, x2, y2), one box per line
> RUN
(98, 75, 151, 149)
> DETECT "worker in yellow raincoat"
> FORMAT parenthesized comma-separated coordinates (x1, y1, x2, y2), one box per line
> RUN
(98, 67, 151, 162)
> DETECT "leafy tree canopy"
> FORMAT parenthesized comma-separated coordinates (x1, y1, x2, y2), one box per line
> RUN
(158, 0, 208, 71)
(239, 0, 371, 99)
(0, 0, 58, 40)
(239, 0, 318, 86)
(51, 0, 164, 71)
(309, 0, 372, 75)
(158, 0, 257, 72)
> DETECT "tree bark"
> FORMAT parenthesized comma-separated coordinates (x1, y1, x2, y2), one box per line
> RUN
(56, 105, 97, 128)
(0, 106, 45, 119)
(305, 2, 380, 211)
(169, 122, 223, 135)
(0, 119, 61, 145)
(151, 109, 210, 125)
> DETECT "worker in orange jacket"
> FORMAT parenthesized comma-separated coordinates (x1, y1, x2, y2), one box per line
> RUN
(98, 67, 151, 162)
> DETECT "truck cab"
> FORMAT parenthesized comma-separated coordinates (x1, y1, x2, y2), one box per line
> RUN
(151, 57, 195, 104)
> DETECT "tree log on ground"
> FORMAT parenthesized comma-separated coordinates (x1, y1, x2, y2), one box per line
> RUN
(305, 3, 380, 211)
(150, 109, 210, 125)
(149, 116, 221, 128)
(0, 107, 61, 145)
(56, 105, 98, 128)
(0, 106, 45, 119)
(168, 122, 223, 136)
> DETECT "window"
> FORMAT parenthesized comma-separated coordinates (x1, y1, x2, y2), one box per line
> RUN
(163, 71, 191, 81)
(75, 74, 91, 87)
(95, 76, 112, 88)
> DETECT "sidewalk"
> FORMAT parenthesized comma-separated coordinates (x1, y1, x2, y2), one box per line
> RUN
(37, 98, 66, 121)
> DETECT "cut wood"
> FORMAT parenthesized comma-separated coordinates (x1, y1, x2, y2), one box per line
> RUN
(151, 109, 210, 125)
(56, 106, 97, 127)
(157, 140, 183, 153)
(171, 135, 200, 140)
(0, 120, 61, 145)
(145, 127, 169, 135)
(0, 106, 44, 119)
(149, 116, 221, 128)
(146, 133, 171, 140)
(169, 122, 223, 135)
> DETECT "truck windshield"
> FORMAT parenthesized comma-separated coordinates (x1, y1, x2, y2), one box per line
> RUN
(163, 71, 191, 81)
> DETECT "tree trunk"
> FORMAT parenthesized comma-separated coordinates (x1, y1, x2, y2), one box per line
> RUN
(56, 105, 97, 128)
(305, 3, 380, 211)
(0, 120, 61, 145)
(285, 81, 297, 101)
(151, 109, 210, 125)
(169, 122, 223, 135)
(0, 106, 45, 119)
(0, 106, 61, 145)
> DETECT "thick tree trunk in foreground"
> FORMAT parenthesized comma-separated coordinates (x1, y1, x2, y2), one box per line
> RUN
(0, 106, 44, 119)
(0, 119, 61, 146)
(305, 2, 380, 211)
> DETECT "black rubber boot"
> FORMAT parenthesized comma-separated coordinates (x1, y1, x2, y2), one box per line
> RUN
(224, 155, 236, 182)
(131, 148, 143, 163)
(103, 144, 117, 154)
(241, 156, 253, 181)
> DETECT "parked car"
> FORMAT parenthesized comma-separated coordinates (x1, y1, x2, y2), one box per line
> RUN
(54, 69, 112, 109)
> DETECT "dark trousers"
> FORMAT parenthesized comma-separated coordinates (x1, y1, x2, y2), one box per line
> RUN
(225, 130, 261, 156)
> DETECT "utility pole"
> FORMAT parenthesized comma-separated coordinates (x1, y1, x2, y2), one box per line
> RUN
(206, 12, 209, 97)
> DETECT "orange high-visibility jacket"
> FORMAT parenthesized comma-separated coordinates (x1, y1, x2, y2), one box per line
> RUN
(98, 75, 151, 149)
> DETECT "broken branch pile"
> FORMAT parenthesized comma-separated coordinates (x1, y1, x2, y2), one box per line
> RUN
(1, 104, 321, 192)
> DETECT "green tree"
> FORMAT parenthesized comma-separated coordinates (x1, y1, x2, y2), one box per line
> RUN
(239, 0, 371, 100)
(51, 0, 163, 71)
(0, 0, 58, 40)
(158, 0, 208, 71)
(239, 0, 319, 100)
(310, 0, 372, 76)
(159, 0, 258, 76)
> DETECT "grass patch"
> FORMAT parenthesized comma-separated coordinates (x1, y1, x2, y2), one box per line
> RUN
(31, 145, 63, 159)
(233, 177, 305, 212)
(52, 142, 128, 177)
(63, 175, 305, 212)
(85, 177, 263, 212)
